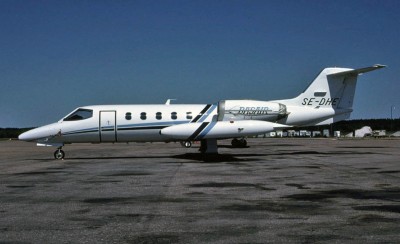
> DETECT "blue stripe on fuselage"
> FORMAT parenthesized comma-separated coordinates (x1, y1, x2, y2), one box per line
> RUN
(63, 121, 189, 136)
(118, 120, 188, 130)
(62, 127, 99, 136)
(198, 104, 217, 123)
(196, 121, 217, 140)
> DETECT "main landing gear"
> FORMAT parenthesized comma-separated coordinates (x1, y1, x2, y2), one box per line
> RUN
(199, 139, 218, 154)
(54, 147, 65, 160)
(231, 138, 247, 148)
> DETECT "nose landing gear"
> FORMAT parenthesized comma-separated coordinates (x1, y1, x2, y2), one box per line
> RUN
(54, 147, 65, 160)
(184, 141, 192, 148)
(180, 141, 192, 148)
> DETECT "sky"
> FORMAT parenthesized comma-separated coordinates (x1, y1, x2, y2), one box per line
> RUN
(1, 0, 399, 127)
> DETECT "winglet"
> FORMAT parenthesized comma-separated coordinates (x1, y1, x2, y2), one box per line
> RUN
(329, 64, 386, 77)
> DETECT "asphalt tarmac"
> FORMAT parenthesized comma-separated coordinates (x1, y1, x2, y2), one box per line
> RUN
(1, 138, 400, 243)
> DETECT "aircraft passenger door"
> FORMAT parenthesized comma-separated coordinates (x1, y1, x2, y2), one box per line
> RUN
(99, 111, 116, 142)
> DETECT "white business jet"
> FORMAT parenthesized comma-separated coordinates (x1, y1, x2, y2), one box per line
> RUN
(19, 64, 385, 159)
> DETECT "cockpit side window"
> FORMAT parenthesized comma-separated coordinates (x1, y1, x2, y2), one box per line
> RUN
(63, 109, 93, 121)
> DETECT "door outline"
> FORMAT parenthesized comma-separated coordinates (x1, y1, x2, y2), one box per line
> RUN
(99, 111, 117, 142)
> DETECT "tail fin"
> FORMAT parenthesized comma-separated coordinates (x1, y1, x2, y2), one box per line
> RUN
(289, 64, 385, 109)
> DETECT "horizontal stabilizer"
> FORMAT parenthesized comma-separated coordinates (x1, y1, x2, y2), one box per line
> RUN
(328, 64, 386, 77)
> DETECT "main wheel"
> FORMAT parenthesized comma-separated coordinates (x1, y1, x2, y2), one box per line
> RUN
(231, 138, 247, 148)
(239, 138, 247, 147)
(54, 149, 65, 160)
(231, 138, 240, 147)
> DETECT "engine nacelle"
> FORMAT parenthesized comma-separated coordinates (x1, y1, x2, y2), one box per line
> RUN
(217, 100, 287, 122)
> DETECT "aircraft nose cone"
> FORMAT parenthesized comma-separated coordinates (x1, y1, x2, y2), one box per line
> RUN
(18, 132, 26, 141)
(18, 124, 59, 142)
(18, 130, 36, 141)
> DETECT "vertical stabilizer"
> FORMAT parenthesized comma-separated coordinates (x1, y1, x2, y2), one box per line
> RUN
(273, 64, 385, 126)
(285, 64, 386, 110)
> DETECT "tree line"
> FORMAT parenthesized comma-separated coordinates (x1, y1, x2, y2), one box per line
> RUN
(0, 128, 33, 139)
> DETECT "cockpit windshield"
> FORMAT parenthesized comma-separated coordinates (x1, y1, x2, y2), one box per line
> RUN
(63, 109, 93, 121)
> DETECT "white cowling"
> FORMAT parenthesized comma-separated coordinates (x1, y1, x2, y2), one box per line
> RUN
(217, 100, 287, 122)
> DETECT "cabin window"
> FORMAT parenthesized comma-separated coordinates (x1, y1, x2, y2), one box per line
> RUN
(186, 112, 192, 120)
(140, 112, 147, 120)
(125, 112, 132, 120)
(63, 109, 93, 121)
(156, 112, 162, 120)
(314, 92, 327, 97)
(171, 112, 177, 120)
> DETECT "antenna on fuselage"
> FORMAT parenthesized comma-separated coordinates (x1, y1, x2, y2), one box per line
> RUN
(165, 99, 177, 105)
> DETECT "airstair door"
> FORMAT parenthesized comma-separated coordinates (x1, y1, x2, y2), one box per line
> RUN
(100, 111, 116, 142)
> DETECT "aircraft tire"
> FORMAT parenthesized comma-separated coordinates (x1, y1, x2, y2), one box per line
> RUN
(232, 138, 247, 148)
(54, 149, 65, 160)
(184, 141, 192, 148)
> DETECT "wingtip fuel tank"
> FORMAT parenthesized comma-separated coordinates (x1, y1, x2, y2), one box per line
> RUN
(160, 120, 291, 141)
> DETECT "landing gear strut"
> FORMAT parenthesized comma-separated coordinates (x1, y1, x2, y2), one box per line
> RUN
(231, 138, 247, 148)
(199, 139, 218, 154)
(54, 147, 65, 160)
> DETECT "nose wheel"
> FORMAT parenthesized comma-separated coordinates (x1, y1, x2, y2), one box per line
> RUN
(180, 141, 192, 148)
(184, 141, 192, 148)
(54, 148, 65, 160)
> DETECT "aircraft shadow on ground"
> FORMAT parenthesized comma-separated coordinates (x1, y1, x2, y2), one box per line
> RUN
(32, 149, 376, 162)
(171, 153, 264, 162)
(33, 153, 268, 162)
